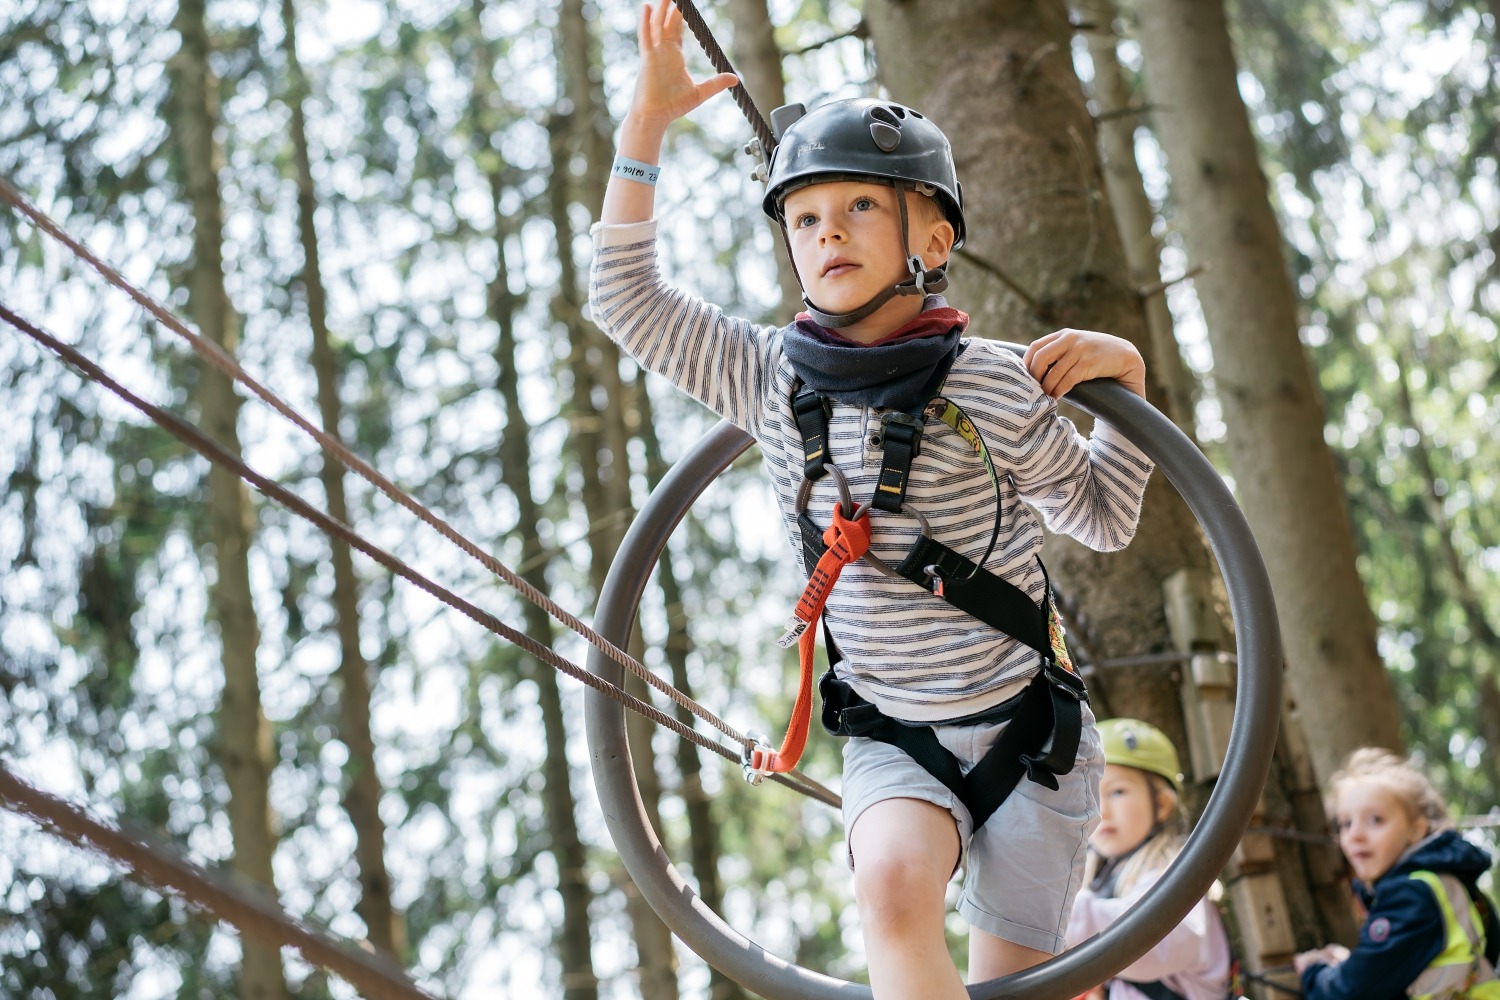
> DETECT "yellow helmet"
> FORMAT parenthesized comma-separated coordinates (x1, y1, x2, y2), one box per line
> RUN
(1099, 717, 1183, 792)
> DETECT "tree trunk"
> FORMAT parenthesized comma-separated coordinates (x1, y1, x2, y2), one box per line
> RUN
(1073, 0, 1197, 435)
(471, 2, 600, 993)
(279, 0, 402, 959)
(1124, 0, 1404, 780)
(866, 0, 1202, 732)
(490, 173, 600, 1000)
(558, 4, 680, 995)
(167, 3, 287, 996)
(724, 0, 800, 315)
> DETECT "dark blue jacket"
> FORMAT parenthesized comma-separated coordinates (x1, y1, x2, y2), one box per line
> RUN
(1302, 830, 1498, 1000)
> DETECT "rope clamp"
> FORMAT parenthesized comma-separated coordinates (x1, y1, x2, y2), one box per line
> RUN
(742, 730, 775, 785)
(744, 137, 768, 184)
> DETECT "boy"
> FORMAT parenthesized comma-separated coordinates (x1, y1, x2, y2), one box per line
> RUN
(590, 3, 1153, 995)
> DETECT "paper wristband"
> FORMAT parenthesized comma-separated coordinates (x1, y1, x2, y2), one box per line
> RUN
(612, 156, 660, 186)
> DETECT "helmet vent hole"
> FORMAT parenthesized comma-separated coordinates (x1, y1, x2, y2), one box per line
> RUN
(869, 105, 903, 127)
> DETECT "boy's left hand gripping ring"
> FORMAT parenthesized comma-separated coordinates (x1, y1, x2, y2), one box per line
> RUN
(741, 730, 776, 785)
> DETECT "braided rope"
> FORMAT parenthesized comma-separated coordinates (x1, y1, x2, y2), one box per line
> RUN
(0, 763, 439, 1000)
(0, 177, 745, 750)
(669, 0, 776, 153)
(0, 298, 842, 809)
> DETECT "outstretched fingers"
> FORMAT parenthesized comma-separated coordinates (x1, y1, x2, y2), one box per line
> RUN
(633, 0, 738, 123)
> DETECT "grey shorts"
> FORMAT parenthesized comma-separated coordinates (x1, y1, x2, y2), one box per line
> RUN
(840, 703, 1103, 954)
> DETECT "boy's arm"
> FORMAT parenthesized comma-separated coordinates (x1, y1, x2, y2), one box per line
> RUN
(591, 2, 776, 434)
(599, 0, 737, 227)
(991, 330, 1150, 552)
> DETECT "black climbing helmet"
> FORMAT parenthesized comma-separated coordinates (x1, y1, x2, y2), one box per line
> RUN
(761, 98, 966, 249)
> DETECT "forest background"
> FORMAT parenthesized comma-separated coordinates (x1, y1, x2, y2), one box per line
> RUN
(0, 0, 1497, 997)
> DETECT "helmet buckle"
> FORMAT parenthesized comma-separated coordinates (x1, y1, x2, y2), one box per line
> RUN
(906, 255, 927, 296)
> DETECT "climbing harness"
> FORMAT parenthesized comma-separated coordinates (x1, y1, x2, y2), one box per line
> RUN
(751, 374, 1086, 829)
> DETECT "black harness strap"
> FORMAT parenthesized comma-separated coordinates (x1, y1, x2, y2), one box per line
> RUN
(790, 384, 1086, 826)
(819, 666, 1076, 830)
(792, 384, 832, 480)
(873, 410, 922, 512)
(892, 535, 1049, 656)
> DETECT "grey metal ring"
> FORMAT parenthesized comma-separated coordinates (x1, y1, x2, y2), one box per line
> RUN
(795, 460, 854, 517)
(797, 469, 930, 580)
(585, 351, 1282, 999)
(856, 501, 929, 579)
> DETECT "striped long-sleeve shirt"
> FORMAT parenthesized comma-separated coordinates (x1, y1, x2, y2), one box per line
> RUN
(589, 220, 1153, 722)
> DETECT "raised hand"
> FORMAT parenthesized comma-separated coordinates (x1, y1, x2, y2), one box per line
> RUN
(628, 0, 739, 133)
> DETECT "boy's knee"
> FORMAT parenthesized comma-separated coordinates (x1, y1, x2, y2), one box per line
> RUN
(853, 852, 949, 933)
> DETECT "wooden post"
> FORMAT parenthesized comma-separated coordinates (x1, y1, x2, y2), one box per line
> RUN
(1164, 569, 1299, 997)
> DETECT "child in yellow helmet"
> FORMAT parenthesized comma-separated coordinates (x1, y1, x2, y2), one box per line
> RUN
(1066, 718, 1232, 1000)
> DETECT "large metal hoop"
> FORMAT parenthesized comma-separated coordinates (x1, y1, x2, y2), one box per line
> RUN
(585, 361, 1282, 999)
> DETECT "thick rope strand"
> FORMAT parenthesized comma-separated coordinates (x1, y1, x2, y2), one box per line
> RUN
(0, 300, 841, 809)
(669, 0, 775, 153)
(0, 177, 743, 749)
(0, 763, 439, 1000)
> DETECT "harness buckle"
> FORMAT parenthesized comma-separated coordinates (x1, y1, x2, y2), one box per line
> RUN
(1040, 655, 1087, 702)
(880, 410, 923, 458)
(742, 730, 775, 785)
(923, 564, 945, 597)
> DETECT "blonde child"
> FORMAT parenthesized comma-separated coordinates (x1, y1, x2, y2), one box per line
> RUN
(1295, 747, 1499, 999)
(1066, 718, 1232, 1000)
(591, 3, 1154, 995)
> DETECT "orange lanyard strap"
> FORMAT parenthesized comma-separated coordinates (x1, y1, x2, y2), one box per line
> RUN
(747, 503, 871, 779)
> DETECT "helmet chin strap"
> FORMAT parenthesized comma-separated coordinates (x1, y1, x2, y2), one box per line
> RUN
(782, 181, 951, 330)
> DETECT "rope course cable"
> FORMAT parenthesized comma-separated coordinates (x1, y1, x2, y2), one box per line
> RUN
(668, 0, 775, 155)
(0, 296, 838, 809)
(0, 177, 843, 811)
(0, 764, 439, 1000)
(0, 176, 750, 753)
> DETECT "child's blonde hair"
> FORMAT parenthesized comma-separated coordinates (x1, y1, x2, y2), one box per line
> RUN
(1326, 747, 1451, 832)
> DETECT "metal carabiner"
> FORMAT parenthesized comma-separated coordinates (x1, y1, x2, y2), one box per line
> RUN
(741, 730, 775, 785)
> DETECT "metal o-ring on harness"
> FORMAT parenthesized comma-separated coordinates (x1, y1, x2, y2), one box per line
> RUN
(794, 462, 931, 580)
(584, 357, 1283, 1000)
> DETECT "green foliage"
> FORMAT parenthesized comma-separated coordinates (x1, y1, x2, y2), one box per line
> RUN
(1227, 0, 1500, 817)
(11, 0, 1496, 993)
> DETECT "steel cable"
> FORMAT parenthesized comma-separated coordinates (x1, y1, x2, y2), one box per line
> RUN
(0, 763, 440, 1000)
(0, 176, 748, 752)
(0, 298, 841, 809)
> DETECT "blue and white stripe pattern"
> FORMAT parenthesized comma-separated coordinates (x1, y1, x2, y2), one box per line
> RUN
(590, 220, 1154, 723)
